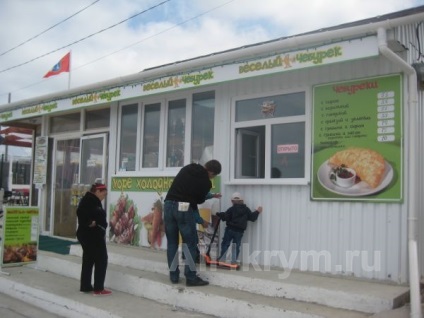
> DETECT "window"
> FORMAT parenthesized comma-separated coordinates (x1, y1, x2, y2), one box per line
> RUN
(119, 104, 138, 171)
(142, 103, 161, 168)
(50, 113, 80, 133)
(85, 108, 110, 129)
(271, 122, 305, 178)
(191, 91, 215, 164)
(11, 159, 31, 185)
(166, 99, 186, 167)
(233, 91, 306, 180)
(116, 91, 216, 171)
(236, 126, 265, 178)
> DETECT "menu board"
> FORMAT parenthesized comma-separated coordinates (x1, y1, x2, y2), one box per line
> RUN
(311, 74, 402, 201)
(1, 207, 39, 267)
(33, 136, 48, 187)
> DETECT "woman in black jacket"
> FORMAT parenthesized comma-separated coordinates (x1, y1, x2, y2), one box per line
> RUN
(76, 182, 111, 296)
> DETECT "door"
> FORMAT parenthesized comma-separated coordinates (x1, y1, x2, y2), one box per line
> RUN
(52, 138, 80, 237)
(79, 134, 108, 187)
(52, 134, 108, 238)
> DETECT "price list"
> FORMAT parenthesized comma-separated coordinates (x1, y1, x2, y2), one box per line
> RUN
(313, 76, 401, 149)
(377, 91, 395, 142)
(312, 74, 402, 202)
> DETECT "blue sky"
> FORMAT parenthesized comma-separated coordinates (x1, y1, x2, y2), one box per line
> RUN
(0, 0, 423, 104)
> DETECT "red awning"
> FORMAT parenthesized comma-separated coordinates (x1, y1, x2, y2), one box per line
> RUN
(2, 135, 32, 147)
(0, 127, 33, 135)
(0, 126, 33, 148)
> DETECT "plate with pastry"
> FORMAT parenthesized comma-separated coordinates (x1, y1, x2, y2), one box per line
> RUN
(317, 147, 394, 196)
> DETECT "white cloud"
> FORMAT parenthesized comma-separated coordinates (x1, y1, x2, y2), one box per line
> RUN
(0, 0, 422, 104)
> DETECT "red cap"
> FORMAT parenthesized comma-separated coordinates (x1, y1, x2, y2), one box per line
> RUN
(95, 183, 107, 190)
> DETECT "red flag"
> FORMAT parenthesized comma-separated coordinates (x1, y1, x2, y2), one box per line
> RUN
(43, 52, 70, 78)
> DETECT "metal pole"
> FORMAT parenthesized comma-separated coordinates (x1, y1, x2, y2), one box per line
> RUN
(0, 154, 3, 189)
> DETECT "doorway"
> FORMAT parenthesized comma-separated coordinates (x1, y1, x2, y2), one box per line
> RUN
(52, 134, 108, 238)
(53, 138, 80, 237)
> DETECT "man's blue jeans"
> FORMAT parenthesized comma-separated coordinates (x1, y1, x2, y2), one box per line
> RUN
(219, 227, 244, 263)
(164, 200, 198, 281)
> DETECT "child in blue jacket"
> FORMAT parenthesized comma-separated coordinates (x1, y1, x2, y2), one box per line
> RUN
(216, 192, 263, 264)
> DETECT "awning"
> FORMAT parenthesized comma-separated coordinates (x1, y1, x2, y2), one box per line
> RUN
(0, 127, 33, 135)
(0, 126, 33, 148)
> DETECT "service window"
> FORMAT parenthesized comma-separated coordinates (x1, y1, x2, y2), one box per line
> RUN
(232, 91, 306, 181)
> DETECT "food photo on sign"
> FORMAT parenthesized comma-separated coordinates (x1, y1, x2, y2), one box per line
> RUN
(311, 75, 402, 202)
(316, 147, 394, 198)
(108, 193, 141, 245)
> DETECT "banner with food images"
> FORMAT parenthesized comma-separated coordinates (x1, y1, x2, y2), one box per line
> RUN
(108, 176, 221, 251)
(1, 207, 39, 267)
(311, 74, 402, 201)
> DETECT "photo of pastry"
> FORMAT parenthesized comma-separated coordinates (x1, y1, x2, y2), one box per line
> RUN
(317, 147, 393, 196)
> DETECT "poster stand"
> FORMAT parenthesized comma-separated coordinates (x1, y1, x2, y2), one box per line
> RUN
(0, 206, 40, 272)
(0, 212, 8, 275)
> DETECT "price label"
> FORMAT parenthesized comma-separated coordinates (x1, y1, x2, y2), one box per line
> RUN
(377, 105, 395, 112)
(377, 127, 395, 134)
(377, 91, 395, 98)
(377, 112, 395, 119)
(378, 120, 395, 127)
(377, 135, 395, 142)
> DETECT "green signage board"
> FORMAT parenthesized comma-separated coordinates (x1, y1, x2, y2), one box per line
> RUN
(111, 176, 221, 194)
(1, 207, 39, 267)
(311, 74, 402, 202)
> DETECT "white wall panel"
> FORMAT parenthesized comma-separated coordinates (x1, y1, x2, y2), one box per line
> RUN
(217, 53, 409, 282)
(397, 22, 424, 280)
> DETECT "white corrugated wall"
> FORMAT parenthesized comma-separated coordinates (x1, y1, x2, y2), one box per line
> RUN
(216, 45, 413, 283)
(397, 22, 424, 282)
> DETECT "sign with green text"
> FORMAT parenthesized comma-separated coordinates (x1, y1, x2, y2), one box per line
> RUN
(111, 176, 221, 194)
(311, 74, 402, 202)
(1, 207, 39, 267)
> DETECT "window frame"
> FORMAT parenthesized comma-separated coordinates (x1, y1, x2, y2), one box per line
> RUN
(115, 88, 218, 174)
(191, 90, 216, 164)
(84, 106, 110, 131)
(49, 112, 81, 134)
(117, 102, 140, 173)
(230, 88, 311, 185)
(140, 101, 163, 170)
(165, 97, 188, 169)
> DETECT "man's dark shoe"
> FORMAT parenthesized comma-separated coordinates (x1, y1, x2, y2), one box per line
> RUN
(171, 278, 180, 284)
(186, 277, 209, 287)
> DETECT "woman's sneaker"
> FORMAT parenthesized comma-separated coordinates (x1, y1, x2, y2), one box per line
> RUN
(93, 289, 112, 296)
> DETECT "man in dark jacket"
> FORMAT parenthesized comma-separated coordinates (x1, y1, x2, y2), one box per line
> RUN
(217, 192, 263, 264)
(76, 182, 111, 296)
(164, 159, 221, 286)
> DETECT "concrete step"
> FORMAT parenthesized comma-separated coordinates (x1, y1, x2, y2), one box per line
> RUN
(0, 265, 213, 318)
(0, 242, 410, 318)
(31, 251, 371, 318)
(70, 243, 409, 314)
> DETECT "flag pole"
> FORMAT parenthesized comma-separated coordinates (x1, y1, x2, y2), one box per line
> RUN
(68, 50, 72, 90)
